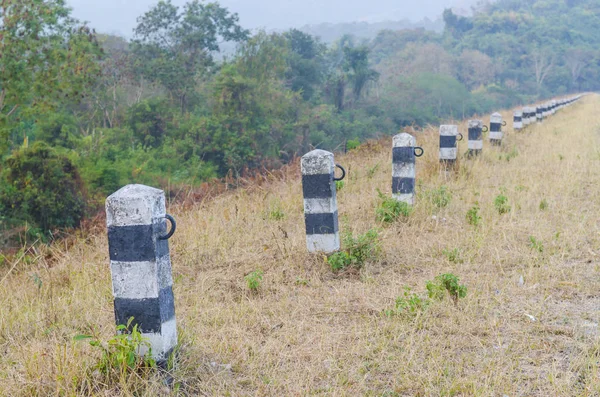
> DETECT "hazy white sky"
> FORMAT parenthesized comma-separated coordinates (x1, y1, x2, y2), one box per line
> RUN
(67, 0, 475, 37)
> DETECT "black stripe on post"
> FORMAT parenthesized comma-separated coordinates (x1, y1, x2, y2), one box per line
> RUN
(392, 177, 415, 194)
(490, 123, 501, 132)
(514, 117, 522, 122)
(440, 135, 457, 148)
(468, 127, 481, 141)
(393, 147, 415, 163)
(302, 173, 334, 199)
(108, 225, 155, 262)
(305, 212, 339, 235)
(113, 287, 176, 333)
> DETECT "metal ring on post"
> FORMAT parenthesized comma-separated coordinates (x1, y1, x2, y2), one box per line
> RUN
(502, 121, 507, 126)
(414, 147, 424, 157)
(159, 214, 176, 240)
(457, 133, 464, 141)
(334, 164, 346, 181)
(482, 125, 489, 133)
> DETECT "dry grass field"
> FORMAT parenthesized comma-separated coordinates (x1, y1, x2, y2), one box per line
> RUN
(2, 95, 600, 396)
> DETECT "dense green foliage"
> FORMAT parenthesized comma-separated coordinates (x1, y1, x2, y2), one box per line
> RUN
(1, 0, 598, 238)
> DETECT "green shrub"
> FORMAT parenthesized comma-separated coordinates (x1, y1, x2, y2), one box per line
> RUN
(494, 194, 511, 214)
(425, 186, 452, 208)
(245, 270, 263, 291)
(385, 287, 430, 317)
(442, 248, 463, 264)
(466, 204, 481, 226)
(335, 180, 345, 191)
(426, 273, 468, 303)
(346, 138, 361, 151)
(327, 229, 380, 271)
(0, 142, 86, 234)
(529, 236, 544, 253)
(539, 199, 549, 211)
(75, 317, 156, 382)
(376, 190, 412, 223)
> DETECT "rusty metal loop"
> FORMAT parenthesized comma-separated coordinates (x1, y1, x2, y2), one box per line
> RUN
(334, 164, 346, 181)
(457, 133, 464, 142)
(482, 125, 489, 133)
(502, 121, 507, 126)
(159, 214, 176, 240)
(414, 147, 424, 157)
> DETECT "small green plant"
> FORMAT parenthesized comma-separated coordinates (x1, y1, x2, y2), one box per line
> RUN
(466, 203, 481, 226)
(426, 273, 468, 304)
(442, 248, 463, 264)
(539, 199, 549, 211)
(503, 148, 519, 162)
(376, 190, 412, 223)
(265, 201, 285, 221)
(245, 270, 263, 291)
(327, 229, 380, 271)
(529, 236, 544, 253)
(425, 186, 452, 209)
(385, 287, 430, 317)
(494, 193, 511, 214)
(366, 163, 380, 179)
(75, 317, 156, 380)
(346, 138, 361, 151)
(336, 180, 345, 191)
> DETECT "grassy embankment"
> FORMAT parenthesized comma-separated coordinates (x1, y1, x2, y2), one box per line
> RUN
(2, 95, 600, 396)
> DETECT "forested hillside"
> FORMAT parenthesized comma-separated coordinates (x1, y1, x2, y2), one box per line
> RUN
(1, 0, 599, 242)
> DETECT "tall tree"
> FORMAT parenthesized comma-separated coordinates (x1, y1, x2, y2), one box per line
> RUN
(132, 0, 249, 114)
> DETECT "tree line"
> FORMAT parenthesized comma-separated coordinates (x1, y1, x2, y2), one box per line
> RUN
(1, 0, 598, 243)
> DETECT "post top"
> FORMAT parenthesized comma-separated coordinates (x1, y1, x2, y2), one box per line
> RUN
(393, 132, 416, 147)
(106, 184, 166, 227)
(490, 113, 502, 122)
(514, 110, 523, 115)
(301, 149, 334, 175)
(468, 120, 482, 128)
(439, 125, 458, 135)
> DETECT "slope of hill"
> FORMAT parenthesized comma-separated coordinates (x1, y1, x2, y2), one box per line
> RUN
(2, 95, 600, 395)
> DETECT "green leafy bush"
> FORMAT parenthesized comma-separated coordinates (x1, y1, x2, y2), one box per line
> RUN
(75, 317, 156, 382)
(346, 138, 361, 151)
(425, 186, 452, 208)
(426, 273, 468, 303)
(539, 199, 549, 211)
(327, 229, 380, 271)
(335, 180, 345, 191)
(245, 270, 263, 291)
(466, 203, 481, 226)
(494, 193, 511, 214)
(442, 248, 463, 264)
(376, 190, 412, 223)
(385, 287, 430, 317)
(529, 236, 544, 253)
(0, 142, 86, 234)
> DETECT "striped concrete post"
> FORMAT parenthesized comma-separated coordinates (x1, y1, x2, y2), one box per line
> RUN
(536, 106, 543, 123)
(467, 120, 485, 156)
(393, 133, 423, 205)
(551, 100, 557, 114)
(513, 110, 523, 131)
(301, 149, 343, 253)
(439, 125, 462, 166)
(489, 112, 504, 146)
(522, 107, 531, 127)
(528, 107, 537, 124)
(106, 184, 177, 363)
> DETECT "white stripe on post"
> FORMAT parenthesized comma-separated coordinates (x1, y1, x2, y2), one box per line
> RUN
(106, 184, 177, 364)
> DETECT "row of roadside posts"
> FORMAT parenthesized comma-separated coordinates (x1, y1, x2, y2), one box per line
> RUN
(105, 95, 582, 363)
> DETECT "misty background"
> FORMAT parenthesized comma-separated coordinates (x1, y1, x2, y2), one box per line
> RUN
(67, 0, 477, 37)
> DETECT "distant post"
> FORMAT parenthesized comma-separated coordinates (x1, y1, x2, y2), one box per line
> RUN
(439, 125, 461, 167)
(489, 112, 504, 146)
(106, 184, 178, 364)
(393, 133, 423, 205)
(536, 106, 543, 123)
(522, 107, 531, 127)
(467, 120, 484, 156)
(301, 149, 343, 253)
(513, 110, 523, 131)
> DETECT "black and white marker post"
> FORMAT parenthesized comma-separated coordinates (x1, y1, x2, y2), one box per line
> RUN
(489, 112, 505, 146)
(301, 149, 344, 253)
(106, 184, 178, 364)
(393, 133, 423, 205)
(536, 106, 543, 123)
(439, 125, 462, 167)
(522, 107, 531, 127)
(513, 110, 523, 131)
(468, 120, 485, 156)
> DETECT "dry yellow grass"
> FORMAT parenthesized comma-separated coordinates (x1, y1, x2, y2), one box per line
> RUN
(2, 95, 600, 396)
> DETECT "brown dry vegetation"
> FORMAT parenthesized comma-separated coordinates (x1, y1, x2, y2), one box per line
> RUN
(2, 95, 600, 396)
